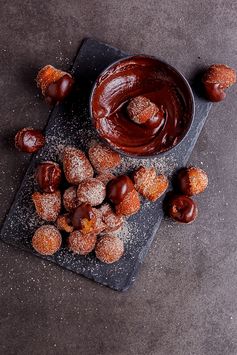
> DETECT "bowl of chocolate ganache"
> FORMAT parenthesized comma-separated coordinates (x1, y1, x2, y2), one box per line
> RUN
(90, 55, 195, 157)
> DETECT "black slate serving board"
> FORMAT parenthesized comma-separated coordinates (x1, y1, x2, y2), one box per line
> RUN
(0, 38, 212, 291)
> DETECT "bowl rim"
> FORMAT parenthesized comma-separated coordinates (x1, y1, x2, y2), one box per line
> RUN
(89, 54, 195, 159)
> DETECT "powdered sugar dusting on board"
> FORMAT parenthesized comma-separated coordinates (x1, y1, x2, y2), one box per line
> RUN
(116, 220, 136, 244)
(2, 103, 175, 252)
(0, 95, 176, 290)
(115, 153, 178, 177)
(0, 38, 196, 291)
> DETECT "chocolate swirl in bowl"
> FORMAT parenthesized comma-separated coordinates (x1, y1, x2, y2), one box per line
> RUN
(91, 56, 194, 157)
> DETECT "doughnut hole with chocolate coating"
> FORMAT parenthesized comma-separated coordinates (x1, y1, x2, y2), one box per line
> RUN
(71, 203, 96, 234)
(115, 189, 140, 216)
(15, 128, 45, 153)
(35, 161, 62, 193)
(167, 195, 198, 224)
(177, 167, 208, 196)
(36, 65, 74, 105)
(202, 64, 236, 102)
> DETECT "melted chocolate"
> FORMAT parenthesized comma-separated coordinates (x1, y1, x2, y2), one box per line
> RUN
(36, 162, 61, 193)
(142, 107, 166, 129)
(91, 56, 194, 156)
(15, 128, 45, 153)
(45, 74, 74, 105)
(107, 175, 134, 205)
(71, 203, 95, 230)
(204, 82, 226, 102)
(168, 195, 197, 223)
(177, 168, 191, 194)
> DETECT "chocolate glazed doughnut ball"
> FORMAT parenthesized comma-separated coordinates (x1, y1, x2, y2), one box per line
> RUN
(202, 64, 236, 102)
(107, 175, 140, 216)
(115, 189, 140, 216)
(36, 65, 74, 105)
(177, 167, 208, 196)
(167, 195, 198, 224)
(35, 161, 62, 193)
(71, 203, 96, 234)
(15, 127, 45, 153)
(106, 175, 134, 205)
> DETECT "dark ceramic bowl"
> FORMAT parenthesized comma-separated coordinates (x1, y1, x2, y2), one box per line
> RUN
(90, 55, 195, 158)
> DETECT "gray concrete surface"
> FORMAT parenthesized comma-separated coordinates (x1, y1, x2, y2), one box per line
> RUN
(0, 1, 237, 354)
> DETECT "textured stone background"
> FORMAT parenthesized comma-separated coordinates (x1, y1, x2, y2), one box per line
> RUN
(0, 1, 237, 354)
